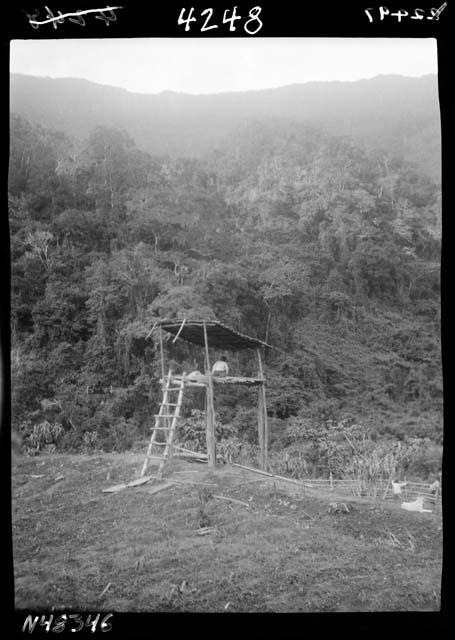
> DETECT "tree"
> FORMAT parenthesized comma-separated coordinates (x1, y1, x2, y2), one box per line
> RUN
(8, 115, 442, 452)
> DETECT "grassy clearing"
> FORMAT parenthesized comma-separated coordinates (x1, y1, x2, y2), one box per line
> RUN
(12, 452, 442, 612)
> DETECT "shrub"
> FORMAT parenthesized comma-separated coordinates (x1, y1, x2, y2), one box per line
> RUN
(21, 420, 63, 455)
(11, 355, 54, 425)
(270, 447, 309, 478)
(340, 435, 442, 488)
(97, 418, 140, 452)
(269, 419, 442, 487)
(268, 416, 289, 448)
(231, 406, 259, 443)
(285, 416, 314, 444)
(109, 374, 155, 427)
(196, 487, 215, 528)
(401, 438, 442, 479)
(217, 436, 259, 466)
(324, 290, 353, 321)
(59, 427, 84, 451)
(176, 409, 235, 452)
(82, 430, 99, 452)
(175, 409, 207, 450)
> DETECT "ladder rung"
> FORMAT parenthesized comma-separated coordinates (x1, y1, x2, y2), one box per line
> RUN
(142, 370, 184, 474)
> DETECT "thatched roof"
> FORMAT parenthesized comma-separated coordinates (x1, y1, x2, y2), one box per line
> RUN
(156, 319, 272, 351)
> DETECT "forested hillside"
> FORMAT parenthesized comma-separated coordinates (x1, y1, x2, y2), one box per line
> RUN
(10, 73, 441, 180)
(9, 108, 442, 471)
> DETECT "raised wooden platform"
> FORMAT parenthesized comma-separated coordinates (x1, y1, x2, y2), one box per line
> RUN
(160, 375, 265, 387)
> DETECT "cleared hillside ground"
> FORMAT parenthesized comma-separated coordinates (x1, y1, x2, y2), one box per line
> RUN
(12, 452, 442, 612)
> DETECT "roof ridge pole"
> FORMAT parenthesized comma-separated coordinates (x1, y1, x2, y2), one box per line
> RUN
(203, 321, 216, 469)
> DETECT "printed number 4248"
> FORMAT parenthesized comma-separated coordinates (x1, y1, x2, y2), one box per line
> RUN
(178, 7, 263, 35)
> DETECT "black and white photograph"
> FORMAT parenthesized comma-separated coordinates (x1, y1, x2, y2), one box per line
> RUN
(5, 3, 447, 624)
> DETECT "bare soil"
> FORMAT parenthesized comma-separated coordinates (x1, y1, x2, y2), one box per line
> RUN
(12, 452, 442, 612)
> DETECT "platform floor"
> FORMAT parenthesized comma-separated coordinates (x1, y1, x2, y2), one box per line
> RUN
(160, 374, 265, 387)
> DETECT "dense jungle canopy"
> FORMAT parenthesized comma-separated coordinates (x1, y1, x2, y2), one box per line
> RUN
(9, 74, 442, 459)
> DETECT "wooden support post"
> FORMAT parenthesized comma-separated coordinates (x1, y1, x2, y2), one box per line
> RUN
(257, 386, 264, 470)
(256, 348, 268, 471)
(159, 327, 165, 383)
(159, 326, 167, 434)
(203, 321, 216, 468)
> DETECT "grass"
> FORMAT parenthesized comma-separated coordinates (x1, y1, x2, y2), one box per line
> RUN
(12, 451, 442, 612)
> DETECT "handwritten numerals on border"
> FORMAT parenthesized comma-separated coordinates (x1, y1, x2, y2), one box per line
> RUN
(25, 6, 121, 29)
(178, 6, 263, 34)
(95, 8, 118, 25)
(364, 3, 447, 22)
(21, 612, 113, 633)
(68, 10, 86, 26)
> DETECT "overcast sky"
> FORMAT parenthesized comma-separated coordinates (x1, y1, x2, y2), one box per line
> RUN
(10, 38, 437, 95)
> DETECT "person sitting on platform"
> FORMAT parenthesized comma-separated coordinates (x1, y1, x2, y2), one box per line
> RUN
(212, 355, 229, 377)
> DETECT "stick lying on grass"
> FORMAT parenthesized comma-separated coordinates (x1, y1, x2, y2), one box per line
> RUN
(197, 526, 217, 535)
(102, 476, 152, 493)
(172, 453, 207, 463)
(98, 582, 112, 597)
(145, 482, 175, 495)
(173, 446, 224, 462)
(172, 479, 218, 487)
(232, 463, 306, 488)
(173, 446, 208, 458)
(298, 508, 314, 520)
(102, 483, 127, 493)
(213, 494, 250, 508)
(173, 470, 206, 474)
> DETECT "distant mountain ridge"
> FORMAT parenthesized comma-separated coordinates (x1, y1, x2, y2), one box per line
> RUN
(10, 73, 441, 179)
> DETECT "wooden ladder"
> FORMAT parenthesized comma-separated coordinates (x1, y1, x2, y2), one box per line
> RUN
(141, 369, 186, 479)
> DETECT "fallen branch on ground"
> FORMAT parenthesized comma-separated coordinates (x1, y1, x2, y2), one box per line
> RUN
(233, 463, 274, 477)
(173, 445, 207, 457)
(213, 494, 250, 508)
(145, 482, 174, 495)
(102, 483, 127, 493)
(98, 582, 112, 597)
(102, 475, 152, 493)
(233, 463, 306, 487)
(172, 453, 207, 462)
(197, 526, 217, 535)
(172, 479, 218, 486)
(173, 446, 224, 462)
(173, 470, 206, 474)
